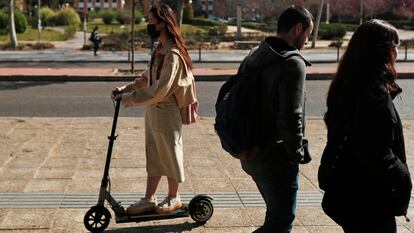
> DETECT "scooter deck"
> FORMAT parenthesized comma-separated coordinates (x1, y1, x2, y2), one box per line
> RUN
(115, 204, 189, 223)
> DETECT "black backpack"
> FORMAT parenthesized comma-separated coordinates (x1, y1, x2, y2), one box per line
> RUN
(214, 65, 276, 160)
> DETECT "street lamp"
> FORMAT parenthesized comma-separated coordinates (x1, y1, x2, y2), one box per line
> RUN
(360, 0, 363, 24)
(38, 0, 41, 42)
(131, 0, 135, 72)
(83, 0, 87, 45)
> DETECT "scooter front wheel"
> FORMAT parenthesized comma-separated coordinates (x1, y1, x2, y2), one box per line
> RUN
(189, 198, 214, 223)
(84, 206, 111, 233)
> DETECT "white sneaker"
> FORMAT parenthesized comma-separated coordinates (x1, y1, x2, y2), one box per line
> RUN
(154, 196, 183, 214)
(126, 197, 157, 216)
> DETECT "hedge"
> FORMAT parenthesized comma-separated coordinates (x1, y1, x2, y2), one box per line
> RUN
(55, 8, 80, 26)
(0, 10, 7, 35)
(190, 17, 225, 26)
(115, 9, 143, 25)
(318, 23, 357, 40)
(100, 9, 116, 25)
(14, 10, 28, 33)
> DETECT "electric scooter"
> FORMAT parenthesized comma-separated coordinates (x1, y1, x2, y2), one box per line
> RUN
(83, 99, 214, 233)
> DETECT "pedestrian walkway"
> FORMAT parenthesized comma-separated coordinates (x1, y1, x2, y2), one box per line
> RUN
(2, 64, 414, 82)
(0, 117, 414, 232)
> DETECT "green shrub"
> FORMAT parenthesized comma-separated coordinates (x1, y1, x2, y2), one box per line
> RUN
(87, 9, 97, 21)
(115, 9, 129, 24)
(40, 7, 56, 26)
(63, 25, 77, 40)
(100, 9, 116, 25)
(190, 17, 225, 26)
(14, 10, 27, 33)
(115, 9, 143, 25)
(207, 25, 227, 36)
(318, 23, 356, 40)
(0, 10, 7, 35)
(387, 20, 414, 30)
(55, 8, 80, 26)
(133, 10, 143, 24)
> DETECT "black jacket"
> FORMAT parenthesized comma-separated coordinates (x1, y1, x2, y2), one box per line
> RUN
(319, 83, 412, 226)
(240, 37, 311, 177)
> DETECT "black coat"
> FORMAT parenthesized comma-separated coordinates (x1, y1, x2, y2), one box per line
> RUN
(239, 37, 311, 177)
(318, 84, 412, 227)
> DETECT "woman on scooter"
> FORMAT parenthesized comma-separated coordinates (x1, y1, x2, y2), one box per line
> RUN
(112, 3, 196, 216)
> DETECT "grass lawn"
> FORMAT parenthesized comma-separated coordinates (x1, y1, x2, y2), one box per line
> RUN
(181, 24, 208, 36)
(0, 28, 65, 42)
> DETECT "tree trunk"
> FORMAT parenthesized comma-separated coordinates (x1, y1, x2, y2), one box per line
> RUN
(176, 0, 185, 26)
(311, 0, 324, 48)
(9, 0, 18, 48)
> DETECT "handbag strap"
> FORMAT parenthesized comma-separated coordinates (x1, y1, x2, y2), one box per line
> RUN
(170, 48, 197, 102)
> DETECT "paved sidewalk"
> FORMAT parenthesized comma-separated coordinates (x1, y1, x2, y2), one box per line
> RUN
(0, 117, 414, 232)
(2, 63, 414, 81)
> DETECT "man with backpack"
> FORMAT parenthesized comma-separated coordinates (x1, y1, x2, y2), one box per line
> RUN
(237, 6, 313, 233)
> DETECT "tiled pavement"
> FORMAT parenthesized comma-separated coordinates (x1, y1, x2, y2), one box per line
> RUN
(1, 117, 414, 232)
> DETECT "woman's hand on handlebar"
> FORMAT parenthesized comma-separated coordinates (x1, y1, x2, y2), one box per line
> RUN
(111, 87, 123, 101)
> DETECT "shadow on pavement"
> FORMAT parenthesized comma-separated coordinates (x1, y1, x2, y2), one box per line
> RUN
(103, 222, 204, 232)
(0, 81, 65, 90)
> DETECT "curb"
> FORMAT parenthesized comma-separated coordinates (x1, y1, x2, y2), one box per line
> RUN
(2, 59, 414, 64)
(1, 73, 414, 82)
(0, 74, 333, 82)
(1, 58, 414, 64)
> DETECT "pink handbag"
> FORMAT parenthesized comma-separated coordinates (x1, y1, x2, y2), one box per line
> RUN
(180, 101, 198, 125)
(179, 77, 198, 125)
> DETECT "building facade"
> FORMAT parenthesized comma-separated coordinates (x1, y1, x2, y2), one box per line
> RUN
(73, 0, 125, 10)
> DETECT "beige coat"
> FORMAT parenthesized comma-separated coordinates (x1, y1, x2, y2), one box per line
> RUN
(119, 39, 196, 182)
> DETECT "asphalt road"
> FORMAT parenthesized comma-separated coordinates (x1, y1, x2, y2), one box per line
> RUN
(2, 61, 414, 72)
(1, 80, 414, 118)
(1, 48, 414, 63)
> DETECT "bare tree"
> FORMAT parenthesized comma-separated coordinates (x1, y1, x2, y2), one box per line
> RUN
(329, 0, 359, 22)
(176, 0, 185, 26)
(392, 0, 414, 19)
(364, 0, 387, 19)
(9, 0, 18, 48)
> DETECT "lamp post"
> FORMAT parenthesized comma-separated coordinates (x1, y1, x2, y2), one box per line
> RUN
(131, 0, 135, 73)
(37, 0, 41, 42)
(359, 0, 363, 24)
(236, 4, 241, 38)
(83, 0, 87, 45)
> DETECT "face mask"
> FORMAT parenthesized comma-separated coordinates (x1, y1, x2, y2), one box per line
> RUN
(147, 24, 160, 40)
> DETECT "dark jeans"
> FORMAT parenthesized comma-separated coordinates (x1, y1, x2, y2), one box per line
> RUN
(342, 216, 396, 233)
(251, 164, 299, 233)
(93, 41, 100, 55)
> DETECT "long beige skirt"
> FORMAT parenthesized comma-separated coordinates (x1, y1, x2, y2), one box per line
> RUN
(145, 104, 184, 182)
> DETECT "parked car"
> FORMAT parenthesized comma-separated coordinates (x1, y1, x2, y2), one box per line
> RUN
(208, 16, 228, 23)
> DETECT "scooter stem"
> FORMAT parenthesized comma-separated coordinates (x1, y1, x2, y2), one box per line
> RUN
(101, 99, 121, 189)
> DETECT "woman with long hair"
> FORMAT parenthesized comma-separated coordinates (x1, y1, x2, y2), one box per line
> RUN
(112, 3, 197, 215)
(318, 19, 412, 233)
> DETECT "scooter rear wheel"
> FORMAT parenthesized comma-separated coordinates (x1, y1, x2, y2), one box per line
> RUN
(84, 206, 111, 233)
(189, 199, 214, 223)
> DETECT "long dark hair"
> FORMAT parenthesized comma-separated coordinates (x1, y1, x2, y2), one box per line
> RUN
(150, 3, 193, 70)
(325, 19, 399, 128)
